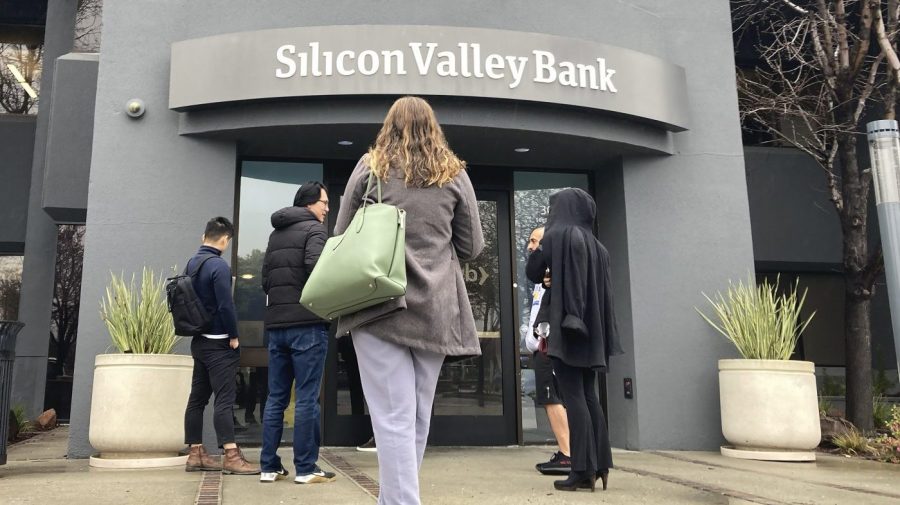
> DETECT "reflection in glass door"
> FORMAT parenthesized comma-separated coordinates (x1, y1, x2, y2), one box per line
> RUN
(428, 191, 517, 445)
(233, 160, 324, 444)
(433, 200, 502, 416)
(512, 171, 591, 445)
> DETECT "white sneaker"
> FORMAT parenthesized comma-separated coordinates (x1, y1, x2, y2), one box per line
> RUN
(259, 467, 289, 482)
(356, 436, 377, 452)
(295, 465, 336, 484)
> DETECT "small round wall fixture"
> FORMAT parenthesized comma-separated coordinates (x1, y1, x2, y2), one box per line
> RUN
(125, 99, 146, 118)
(514, 147, 530, 153)
(337, 140, 354, 146)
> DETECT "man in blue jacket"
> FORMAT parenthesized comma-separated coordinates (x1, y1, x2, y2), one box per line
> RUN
(183, 217, 260, 475)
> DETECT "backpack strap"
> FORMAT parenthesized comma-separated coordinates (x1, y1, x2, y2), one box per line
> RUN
(185, 254, 217, 278)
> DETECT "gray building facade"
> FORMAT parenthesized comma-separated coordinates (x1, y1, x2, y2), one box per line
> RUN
(13, 0, 875, 459)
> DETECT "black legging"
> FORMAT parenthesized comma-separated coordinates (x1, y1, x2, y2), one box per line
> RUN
(552, 358, 613, 473)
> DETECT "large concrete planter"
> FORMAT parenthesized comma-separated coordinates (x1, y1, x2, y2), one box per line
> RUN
(89, 353, 193, 468)
(719, 359, 821, 461)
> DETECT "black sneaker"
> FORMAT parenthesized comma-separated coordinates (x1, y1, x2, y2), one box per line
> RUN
(295, 465, 337, 484)
(536, 451, 571, 475)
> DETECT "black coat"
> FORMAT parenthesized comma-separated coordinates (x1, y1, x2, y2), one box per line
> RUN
(261, 207, 327, 329)
(526, 188, 623, 369)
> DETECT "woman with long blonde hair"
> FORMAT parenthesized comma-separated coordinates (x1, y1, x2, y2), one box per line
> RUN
(334, 96, 484, 505)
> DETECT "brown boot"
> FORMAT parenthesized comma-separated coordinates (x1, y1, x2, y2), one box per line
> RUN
(185, 445, 222, 472)
(222, 447, 260, 475)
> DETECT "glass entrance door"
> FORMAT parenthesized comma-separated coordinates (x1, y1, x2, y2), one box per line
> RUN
(322, 188, 518, 446)
(428, 191, 517, 445)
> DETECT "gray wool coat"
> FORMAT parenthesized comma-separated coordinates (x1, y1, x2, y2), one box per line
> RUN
(333, 155, 485, 357)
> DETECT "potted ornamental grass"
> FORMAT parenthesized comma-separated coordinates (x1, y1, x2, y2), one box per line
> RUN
(88, 268, 192, 468)
(698, 275, 821, 461)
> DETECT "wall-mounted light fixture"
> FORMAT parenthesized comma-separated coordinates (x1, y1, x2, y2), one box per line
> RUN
(337, 140, 354, 146)
(6, 64, 37, 99)
(514, 147, 530, 153)
(125, 98, 146, 118)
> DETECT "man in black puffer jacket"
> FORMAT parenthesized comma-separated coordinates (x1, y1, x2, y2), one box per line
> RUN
(259, 181, 336, 485)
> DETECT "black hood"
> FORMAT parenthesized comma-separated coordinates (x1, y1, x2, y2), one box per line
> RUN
(546, 188, 595, 232)
(271, 206, 319, 229)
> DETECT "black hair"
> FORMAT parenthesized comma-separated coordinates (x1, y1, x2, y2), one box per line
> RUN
(294, 181, 326, 207)
(204, 216, 234, 241)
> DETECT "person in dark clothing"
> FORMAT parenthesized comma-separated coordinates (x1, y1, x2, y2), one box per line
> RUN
(259, 181, 336, 484)
(526, 188, 623, 492)
(183, 217, 260, 475)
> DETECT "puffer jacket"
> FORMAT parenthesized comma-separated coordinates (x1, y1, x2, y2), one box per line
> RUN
(261, 206, 327, 329)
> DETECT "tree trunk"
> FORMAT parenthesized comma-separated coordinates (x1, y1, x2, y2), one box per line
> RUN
(844, 289, 873, 431)
(837, 136, 875, 432)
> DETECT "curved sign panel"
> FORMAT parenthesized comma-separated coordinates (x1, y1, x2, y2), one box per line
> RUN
(169, 25, 690, 131)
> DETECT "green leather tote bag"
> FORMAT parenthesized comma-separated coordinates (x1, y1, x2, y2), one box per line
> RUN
(300, 172, 407, 320)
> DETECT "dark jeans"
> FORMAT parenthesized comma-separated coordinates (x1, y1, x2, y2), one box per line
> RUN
(261, 324, 328, 474)
(184, 337, 240, 446)
(552, 358, 613, 473)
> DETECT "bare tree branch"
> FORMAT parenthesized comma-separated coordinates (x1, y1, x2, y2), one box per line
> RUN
(874, 0, 900, 83)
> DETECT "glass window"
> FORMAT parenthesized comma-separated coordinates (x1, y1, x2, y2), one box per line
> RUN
(0, 255, 24, 320)
(234, 160, 323, 437)
(48, 225, 85, 378)
(513, 171, 589, 443)
(433, 200, 503, 416)
(0, 43, 42, 114)
(74, 0, 103, 53)
(235, 161, 323, 348)
(44, 225, 85, 423)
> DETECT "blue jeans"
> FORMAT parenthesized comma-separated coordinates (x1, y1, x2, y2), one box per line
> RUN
(260, 324, 328, 474)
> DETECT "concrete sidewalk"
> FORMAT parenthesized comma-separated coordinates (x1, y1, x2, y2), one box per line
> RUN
(2, 427, 899, 504)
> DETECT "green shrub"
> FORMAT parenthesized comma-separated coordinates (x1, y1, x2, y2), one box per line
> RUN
(874, 396, 893, 430)
(697, 275, 815, 360)
(820, 370, 846, 397)
(872, 406, 900, 464)
(10, 405, 31, 434)
(99, 268, 180, 354)
(819, 396, 833, 416)
(873, 369, 894, 397)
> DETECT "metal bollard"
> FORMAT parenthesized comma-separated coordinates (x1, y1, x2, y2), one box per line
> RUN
(0, 320, 24, 466)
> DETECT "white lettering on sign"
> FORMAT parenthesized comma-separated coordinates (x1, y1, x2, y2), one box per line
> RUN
(274, 42, 618, 93)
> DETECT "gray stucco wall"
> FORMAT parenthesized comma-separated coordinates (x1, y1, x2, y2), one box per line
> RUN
(0, 115, 35, 253)
(596, 160, 639, 450)
(615, 2, 754, 449)
(68, 0, 752, 456)
(42, 52, 98, 223)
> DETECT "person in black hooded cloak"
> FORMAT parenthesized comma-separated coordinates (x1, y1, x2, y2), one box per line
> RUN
(526, 188, 623, 492)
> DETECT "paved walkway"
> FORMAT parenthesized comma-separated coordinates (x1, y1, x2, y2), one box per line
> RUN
(2, 428, 899, 504)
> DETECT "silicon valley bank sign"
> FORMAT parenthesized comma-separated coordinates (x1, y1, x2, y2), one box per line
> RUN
(169, 25, 690, 131)
(275, 42, 618, 93)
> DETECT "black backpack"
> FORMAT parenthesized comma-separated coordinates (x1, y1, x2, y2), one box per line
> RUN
(165, 255, 216, 337)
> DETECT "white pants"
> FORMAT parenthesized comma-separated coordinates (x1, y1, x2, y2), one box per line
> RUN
(352, 328, 445, 505)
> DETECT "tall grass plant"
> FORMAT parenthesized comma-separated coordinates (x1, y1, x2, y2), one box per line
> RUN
(697, 275, 814, 360)
(99, 268, 179, 354)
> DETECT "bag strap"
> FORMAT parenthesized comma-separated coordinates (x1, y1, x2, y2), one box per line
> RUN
(354, 170, 384, 233)
(362, 170, 383, 207)
(185, 254, 216, 278)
